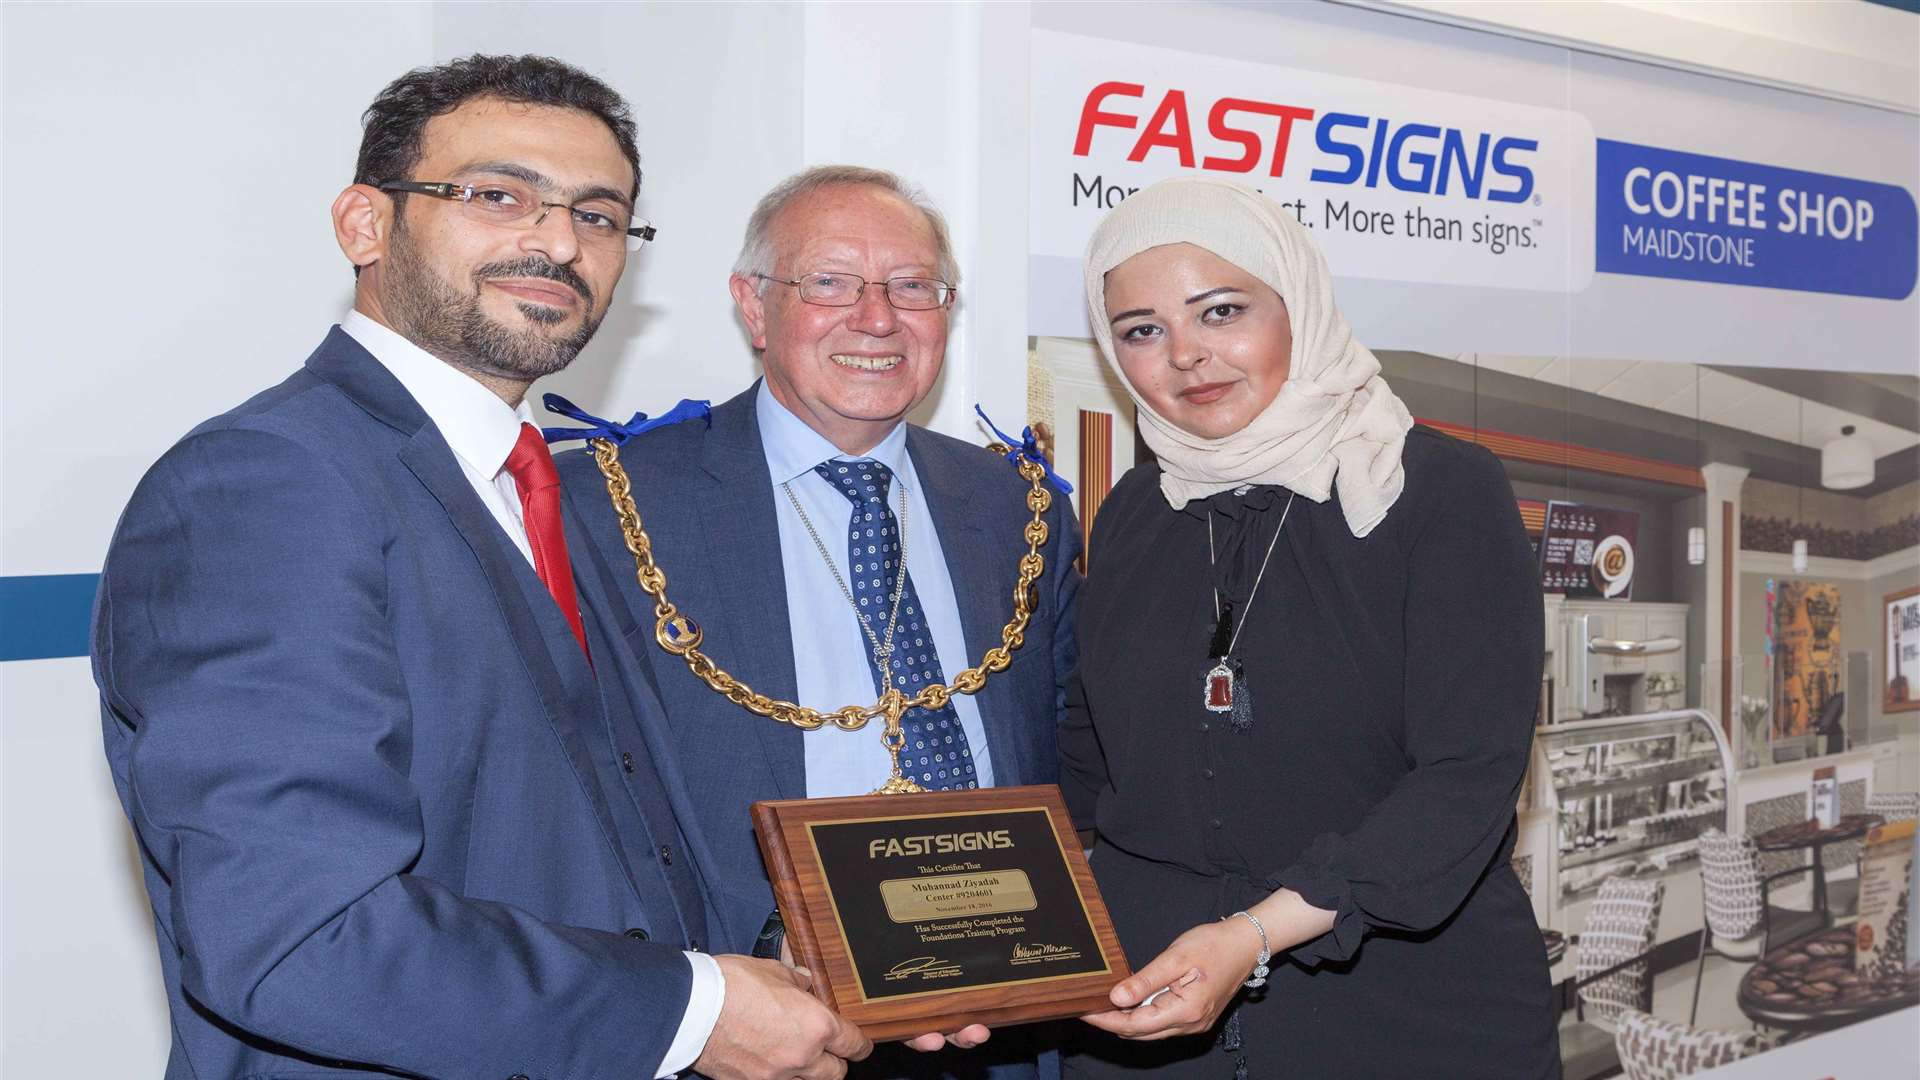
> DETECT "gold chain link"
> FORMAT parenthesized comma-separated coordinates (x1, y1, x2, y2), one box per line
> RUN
(588, 437, 1053, 740)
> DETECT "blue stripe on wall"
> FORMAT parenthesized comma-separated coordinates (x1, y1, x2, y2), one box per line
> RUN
(1, 573, 99, 661)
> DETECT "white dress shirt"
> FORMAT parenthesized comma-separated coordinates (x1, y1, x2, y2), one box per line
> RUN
(757, 382, 997, 797)
(340, 311, 724, 1078)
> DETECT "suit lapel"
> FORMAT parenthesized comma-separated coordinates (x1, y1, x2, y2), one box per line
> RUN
(565, 485, 725, 945)
(399, 435, 653, 905)
(696, 393, 807, 799)
(908, 429, 1030, 786)
(563, 481, 732, 910)
(308, 330, 651, 909)
(557, 479, 659, 701)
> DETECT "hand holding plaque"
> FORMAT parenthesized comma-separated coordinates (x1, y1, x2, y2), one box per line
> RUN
(753, 785, 1131, 1041)
(694, 956, 872, 1078)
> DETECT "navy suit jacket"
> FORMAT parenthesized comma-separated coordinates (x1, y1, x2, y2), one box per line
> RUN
(94, 329, 717, 1080)
(556, 386, 1081, 1076)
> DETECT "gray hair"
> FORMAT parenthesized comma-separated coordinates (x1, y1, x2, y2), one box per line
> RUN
(733, 164, 961, 292)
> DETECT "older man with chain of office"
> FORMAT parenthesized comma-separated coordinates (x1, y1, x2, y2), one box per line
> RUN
(560, 165, 1083, 1078)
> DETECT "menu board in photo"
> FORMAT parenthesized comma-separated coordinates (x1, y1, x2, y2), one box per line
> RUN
(1538, 501, 1640, 599)
(1855, 819, 1916, 977)
(1810, 766, 1839, 829)
(1885, 587, 1920, 714)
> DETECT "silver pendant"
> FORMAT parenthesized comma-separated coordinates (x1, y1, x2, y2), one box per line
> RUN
(1204, 660, 1234, 713)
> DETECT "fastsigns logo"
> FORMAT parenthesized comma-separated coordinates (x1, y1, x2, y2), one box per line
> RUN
(1073, 81, 1538, 204)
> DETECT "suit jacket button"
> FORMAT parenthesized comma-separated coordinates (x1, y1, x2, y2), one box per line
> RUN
(659, 844, 673, 865)
(509, 1074, 531, 1080)
(625, 927, 649, 940)
(621, 751, 636, 774)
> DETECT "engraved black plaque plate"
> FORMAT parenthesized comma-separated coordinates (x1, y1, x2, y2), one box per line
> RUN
(808, 806, 1109, 1001)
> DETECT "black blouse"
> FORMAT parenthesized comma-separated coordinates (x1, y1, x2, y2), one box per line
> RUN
(1061, 426, 1556, 1075)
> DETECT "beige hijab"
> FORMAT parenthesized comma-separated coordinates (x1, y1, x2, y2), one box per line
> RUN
(1083, 177, 1412, 538)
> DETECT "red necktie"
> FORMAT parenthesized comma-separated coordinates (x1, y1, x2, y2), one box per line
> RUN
(504, 422, 590, 662)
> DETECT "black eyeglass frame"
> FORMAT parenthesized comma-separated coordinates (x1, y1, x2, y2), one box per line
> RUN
(754, 271, 956, 310)
(375, 179, 657, 249)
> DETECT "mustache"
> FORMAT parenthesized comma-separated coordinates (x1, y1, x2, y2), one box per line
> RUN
(475, 257, 594, 310)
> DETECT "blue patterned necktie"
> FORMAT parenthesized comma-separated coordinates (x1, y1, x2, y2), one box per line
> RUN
(814, 459, 978, 791)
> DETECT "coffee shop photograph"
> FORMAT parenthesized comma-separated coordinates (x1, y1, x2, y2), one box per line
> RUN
(1026, 5, 1917, 1077)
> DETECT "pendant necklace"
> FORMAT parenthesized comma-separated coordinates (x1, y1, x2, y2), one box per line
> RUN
(783, 479, 912, 673)
(1204, 489, 1296, 731)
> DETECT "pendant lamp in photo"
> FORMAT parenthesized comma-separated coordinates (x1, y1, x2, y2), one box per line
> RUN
(1821, 425, 1874, 490)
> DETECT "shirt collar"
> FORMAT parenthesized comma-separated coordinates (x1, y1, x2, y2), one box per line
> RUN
(341, 310, 535, 479)
(1179, 481, 1288, 522)
(755, 379, 910, 487)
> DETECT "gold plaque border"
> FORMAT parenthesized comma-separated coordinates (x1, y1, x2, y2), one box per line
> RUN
(878, 869, 1038, 923)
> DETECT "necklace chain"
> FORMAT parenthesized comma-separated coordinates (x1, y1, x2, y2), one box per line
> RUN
(782, 476, 911, 669)
(582, 435, 1051, 780)
(1207, 490, 1297, 658)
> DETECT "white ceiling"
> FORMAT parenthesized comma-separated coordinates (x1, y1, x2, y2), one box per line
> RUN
(1349, 0, 1920, 113)
(1450, 354, 1920, 460)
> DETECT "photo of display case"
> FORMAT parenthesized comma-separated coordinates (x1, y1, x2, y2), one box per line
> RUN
(1529, 710, 1734, 938)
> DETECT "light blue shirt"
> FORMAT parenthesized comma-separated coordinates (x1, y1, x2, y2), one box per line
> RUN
(757, 382, 996, 797)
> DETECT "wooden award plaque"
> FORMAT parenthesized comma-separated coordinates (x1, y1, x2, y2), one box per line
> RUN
(752, 784, 1130, 1042)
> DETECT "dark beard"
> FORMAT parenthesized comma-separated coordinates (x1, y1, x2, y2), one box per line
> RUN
(383, 218, 603, 382)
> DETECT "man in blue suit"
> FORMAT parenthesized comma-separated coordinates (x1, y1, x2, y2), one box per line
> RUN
(92, 56, 868, 1080)
(559, 166, 1083, 1078)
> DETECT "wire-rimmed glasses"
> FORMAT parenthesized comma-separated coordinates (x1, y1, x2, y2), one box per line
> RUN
(755, 271, 954, 310)
(376, 179, 657, 254)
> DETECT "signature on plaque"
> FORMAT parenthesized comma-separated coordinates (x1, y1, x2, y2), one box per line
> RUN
(1011, 942, 1083, 964)
(886, 956, 966, 982)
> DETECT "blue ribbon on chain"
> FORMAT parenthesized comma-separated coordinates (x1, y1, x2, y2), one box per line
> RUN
(540, 393, 711, 446)
(974, 404, 1072, 495)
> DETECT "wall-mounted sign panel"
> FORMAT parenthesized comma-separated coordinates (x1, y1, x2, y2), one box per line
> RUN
(1029, 18, 1919, 374)
(1538, 500, 1641, 600)
(1031, 28, 1593, 295)
(1596, 139, 1918, 300)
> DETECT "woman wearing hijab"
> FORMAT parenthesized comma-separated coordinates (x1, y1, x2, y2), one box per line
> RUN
(1062, 177, 1556, 1078)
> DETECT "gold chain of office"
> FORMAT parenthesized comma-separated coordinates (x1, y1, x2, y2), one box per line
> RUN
(587, 437, 1054, 794)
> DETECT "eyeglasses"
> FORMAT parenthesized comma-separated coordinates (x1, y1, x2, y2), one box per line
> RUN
(376, 179, 657, 254)
(756, 272, 954, 311)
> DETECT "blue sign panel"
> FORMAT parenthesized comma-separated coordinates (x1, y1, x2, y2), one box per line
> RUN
(0, 573, 97, 661)
(1596, 138, 1917, 300)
